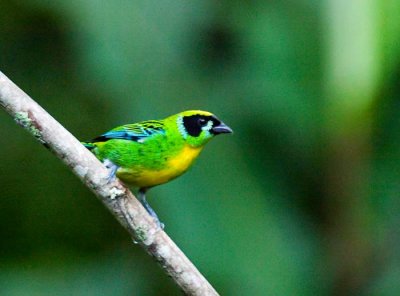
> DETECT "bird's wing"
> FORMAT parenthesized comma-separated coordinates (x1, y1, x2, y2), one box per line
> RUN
(92, 120, 165, 143)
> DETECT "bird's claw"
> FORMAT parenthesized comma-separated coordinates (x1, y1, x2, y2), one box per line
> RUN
(156, 220, 165, 230)
(103, 159, 119, 182)
(146, 205, 165, 230)
(138, 189, 165, 230)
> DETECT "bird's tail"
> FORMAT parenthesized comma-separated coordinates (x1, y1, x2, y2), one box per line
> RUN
(82, 142, 96, 151)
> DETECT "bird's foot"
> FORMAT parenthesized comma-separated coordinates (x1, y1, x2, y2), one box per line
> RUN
(144, 203, 165, 230)
(138, 189, 165, 230)
(103, 159, 119, 182)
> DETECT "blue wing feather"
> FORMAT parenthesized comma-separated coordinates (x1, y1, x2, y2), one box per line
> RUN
(92, 120, 165, 143)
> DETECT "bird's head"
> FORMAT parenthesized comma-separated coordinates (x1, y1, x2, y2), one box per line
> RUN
(174, 110, 233, 147)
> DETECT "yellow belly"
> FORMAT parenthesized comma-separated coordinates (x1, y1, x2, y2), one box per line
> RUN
(117, 144, 203, 188)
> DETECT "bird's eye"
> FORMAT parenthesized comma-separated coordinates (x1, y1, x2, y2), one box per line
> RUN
(198, 118, 207, 126)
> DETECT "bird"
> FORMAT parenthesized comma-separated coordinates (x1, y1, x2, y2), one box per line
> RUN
(83, 110, 233, 228)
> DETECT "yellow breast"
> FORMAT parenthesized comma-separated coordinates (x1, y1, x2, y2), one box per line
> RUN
(117, 144, 203, 188)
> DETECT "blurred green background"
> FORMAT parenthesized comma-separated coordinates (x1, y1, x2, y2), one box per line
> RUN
(1, 0, 400, 295)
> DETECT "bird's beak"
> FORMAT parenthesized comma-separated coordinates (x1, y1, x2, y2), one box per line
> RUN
(212, 122, 233, 134)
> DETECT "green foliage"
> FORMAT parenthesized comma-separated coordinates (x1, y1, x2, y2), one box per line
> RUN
(1, 0, 400, 295)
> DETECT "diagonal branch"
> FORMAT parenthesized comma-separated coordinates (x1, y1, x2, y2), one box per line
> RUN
(0, 71, 218, 296)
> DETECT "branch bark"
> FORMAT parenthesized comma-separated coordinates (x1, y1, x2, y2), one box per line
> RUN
(0, 71, 219, 296)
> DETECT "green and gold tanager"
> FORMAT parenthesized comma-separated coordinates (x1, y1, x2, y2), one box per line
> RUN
(83, 110, 232, 227)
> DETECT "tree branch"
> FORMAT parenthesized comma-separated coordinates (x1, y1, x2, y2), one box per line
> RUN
(0, 71, 218, 296)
